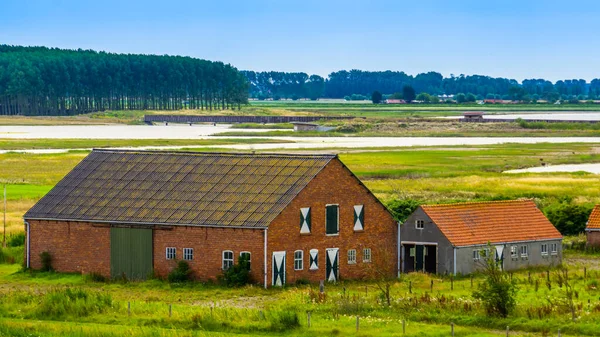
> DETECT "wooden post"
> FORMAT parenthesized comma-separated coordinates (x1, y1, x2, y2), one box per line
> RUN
(128, 301, 131, 316)
(547, 270, 550, 282)
(402, 319, 406, 334)
(558, 328, 561, 337)
(470, 275, 473, 288)
(506, 326, 509, 336)
(584, 267, 587, 279)
(430, 280, 433, 292)
(356, 315, 359, 331)
(451, 322, 454, 337)
(409, 281, 412, 294)
(528, 272, 531, 283)
(2, 184, 5, 248)
(169, 304, 172, 317)
(320, 280, 324, 294)
(451, 276, 454, 291)
(307, 311, 311, 328)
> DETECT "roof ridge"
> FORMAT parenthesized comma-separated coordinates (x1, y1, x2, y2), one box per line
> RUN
(422, 199, 534, 208)
(91, 149, 337, 159)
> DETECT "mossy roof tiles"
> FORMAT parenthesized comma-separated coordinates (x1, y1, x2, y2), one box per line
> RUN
(25, 149, 336, 228)
(420, 200, 562, 246)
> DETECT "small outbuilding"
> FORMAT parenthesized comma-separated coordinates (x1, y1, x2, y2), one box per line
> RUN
(24, 150, 398, 286)
(462, 111, 484, 122)
(585, 205, 600, 247)
(400, 200, 562, 275)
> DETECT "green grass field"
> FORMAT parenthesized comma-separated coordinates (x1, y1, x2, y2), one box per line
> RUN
(1, 252, 600, 337)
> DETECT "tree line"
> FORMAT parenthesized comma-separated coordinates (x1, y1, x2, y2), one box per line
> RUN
(243, 69, 600, 102)
(0, 45, 248, 116)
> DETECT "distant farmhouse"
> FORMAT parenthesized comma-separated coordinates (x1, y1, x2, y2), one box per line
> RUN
(24, 150, 398, 287)
(586, 205, 600, 247)
(400, 200, 562, 275)
(385, 99, 406, 104)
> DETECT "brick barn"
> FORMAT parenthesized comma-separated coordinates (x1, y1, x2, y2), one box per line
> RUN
(24, 150, 398, 287)
(586, 205, 600, 248)
(400, 200, 563, 275)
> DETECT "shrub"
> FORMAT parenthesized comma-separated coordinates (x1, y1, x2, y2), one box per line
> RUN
(472, 244, 518, 317)
(7, 232, 25, 247)
(386, 198, 421, 223)
(40, 251, 52, 272)
(168, 260, 191, 283)
(270, 310, 300, 331)
(543, 202, 594, 235)
(35, 288, 114, 319)
(219, 254, 251, 287)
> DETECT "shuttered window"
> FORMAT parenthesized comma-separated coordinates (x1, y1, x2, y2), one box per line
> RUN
(326, 204, 339, 235)
(309, 249, 318, 270)
(300, 207, 311, 234)
(353, 205, 364, 231)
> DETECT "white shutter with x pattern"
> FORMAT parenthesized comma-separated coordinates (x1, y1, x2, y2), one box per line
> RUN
(353, 205, 364, 231)
(300, 207, 311, 234)
(309, 249, 318, 270)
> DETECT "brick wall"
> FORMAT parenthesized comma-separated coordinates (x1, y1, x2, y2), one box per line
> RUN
(587, 231, 600, 247)
(267, 159, 398, 285)
(27, 220, 111, 276)
(153, 226, 264, 282)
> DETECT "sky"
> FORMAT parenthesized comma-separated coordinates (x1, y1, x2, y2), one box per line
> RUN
(2, 0, 600, 82)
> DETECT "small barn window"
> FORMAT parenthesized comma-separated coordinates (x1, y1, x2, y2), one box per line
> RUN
(309, 249, 318, 270)
(415, 220, 424, 229)
(520, 245, 528, 258)
(326, 204, 339, 235)
(222, 250, 234, 270)
(510, 246, 518, 259)
(348, 249, 357, 264)
(294, 250, 304, 270)
(300, 207, 311, 234)
(363, 248, 371, 262)
(551, 243, 558, 255)
(353, 205, 364, 231)
(239, 251, 251, 270)
(473, 250, 480, 261)
(166, 247, 176, 260)
(541, 244, 548, 256)
(183, 248, 194, 260)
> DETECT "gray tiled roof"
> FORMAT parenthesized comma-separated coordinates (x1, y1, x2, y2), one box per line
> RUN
(25, 150, 335, 228)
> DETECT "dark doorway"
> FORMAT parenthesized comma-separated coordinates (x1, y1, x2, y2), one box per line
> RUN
(403, 244, 437, 273)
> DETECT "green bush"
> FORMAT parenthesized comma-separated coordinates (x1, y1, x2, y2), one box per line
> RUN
(84, 272, 108, 283)
(0, 246, 24, 265)
(386, 198, 421, 223)
(219, 254, 251, 287)
(40, 251, 52, 271)
(270, 310, 300, 331)
(168, 260, 191, 283)
(7, 232, 25, 247)
(543, 202, 594, 235)
(35, 288, 114, 319)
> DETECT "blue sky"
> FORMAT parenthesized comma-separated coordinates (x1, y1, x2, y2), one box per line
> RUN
(2, 0, 600, 82)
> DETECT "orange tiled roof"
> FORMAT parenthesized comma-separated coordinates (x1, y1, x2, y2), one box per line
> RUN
(587, 205, 600, 230)
(421, 200, 562, 246)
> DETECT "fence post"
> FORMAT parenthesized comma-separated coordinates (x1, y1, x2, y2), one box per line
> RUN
(451, 276, 454, 291)
(169, 304, 172, 318)
(430, 280, 433, 292)
(506, 326, 509, 336)
(584, 267, 587, 279)
(409, 281, 412, 294)
(558, 328, 561, 337)
(320, 280, 325, 294)
(128, 301, 131, 316)
(470, 275, 473, 288)
(356, 315, 359, 331)
(402, 319, 406, 334)
(451, 322, 454, 337)
(547, 270, 550, 282)
(307, 311, 311, 328)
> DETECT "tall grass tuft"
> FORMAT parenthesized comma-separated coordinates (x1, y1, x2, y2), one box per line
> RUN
(35, 288, 115, 319)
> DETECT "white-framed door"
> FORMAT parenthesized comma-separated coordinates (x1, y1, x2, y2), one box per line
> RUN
(325, 248, 339, 282)
(272, 251, 286, 287)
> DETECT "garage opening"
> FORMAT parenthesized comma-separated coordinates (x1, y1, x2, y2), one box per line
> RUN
(110, 227, 153, 280)
(403, 243, 437, 273)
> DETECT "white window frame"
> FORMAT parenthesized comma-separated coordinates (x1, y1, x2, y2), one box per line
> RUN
(222, 250, 234, 270)
(240, 251, 251, 270)
(551, 243, 558, 255)
(294, 250, 303, 270)
(183, 248, 194, 261)
(473, 249, 480, 261)
(520, 245, 528, 258)
(166, 247, 176, 260)
(510, 245, 518, 259)
(363, 248, 371, 263)
(348, 249, 357, 264)
(415, 219, 424, 230)
(541, 244, 548, 256)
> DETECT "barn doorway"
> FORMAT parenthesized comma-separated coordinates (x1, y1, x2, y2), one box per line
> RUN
(403, 243, 437, 273)
(110, 227, 153, 280)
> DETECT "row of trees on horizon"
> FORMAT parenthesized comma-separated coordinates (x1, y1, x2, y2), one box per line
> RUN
(243, 70, 600, 102)
(0, 45, 249, 116)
